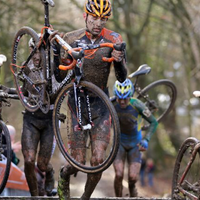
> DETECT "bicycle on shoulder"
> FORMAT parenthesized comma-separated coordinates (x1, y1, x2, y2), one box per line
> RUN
(0, 54, 19, 194)
(128, 64, 177, 130)
(171, 91, 200, 200)
(10, 0, 122, 174)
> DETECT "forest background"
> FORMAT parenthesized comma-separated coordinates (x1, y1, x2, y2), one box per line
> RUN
(1, 0, 200, 196)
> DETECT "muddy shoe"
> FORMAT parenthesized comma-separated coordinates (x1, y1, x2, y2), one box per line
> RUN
(130, 187, 138, 197)
(57, 173, 70, 200)
(46, 188, 57, 196)
(45, 169, 55, 196)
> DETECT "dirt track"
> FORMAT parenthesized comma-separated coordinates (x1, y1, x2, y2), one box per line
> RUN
(68, 164, 171, 198)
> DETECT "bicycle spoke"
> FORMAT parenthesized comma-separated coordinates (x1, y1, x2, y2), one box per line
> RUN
(53, 81, 120, 173)
(137, 80, 177, 130)
(11, 27, 48, 112)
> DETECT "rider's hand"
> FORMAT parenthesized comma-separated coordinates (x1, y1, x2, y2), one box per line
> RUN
(49, 30, 64, 56)
(138, 139, 148, 151)
(49, 30, 64, 45)
(111, 49, 124, 62)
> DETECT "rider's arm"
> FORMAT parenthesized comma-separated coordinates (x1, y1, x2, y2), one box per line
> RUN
(132, 98, 158, 142)
(111, 33, 127, 83)
(52, 43, 62, 82)
(52, 41, 72, 82)
(113, 59, 127, 83)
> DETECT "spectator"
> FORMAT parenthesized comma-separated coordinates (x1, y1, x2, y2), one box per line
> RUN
(146, 158, 155, 187)
(7, 125, 21, 165)
(140, 154, 146, 187)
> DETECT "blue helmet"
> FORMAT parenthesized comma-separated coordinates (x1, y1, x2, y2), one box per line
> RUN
(114, 79, 134, 99)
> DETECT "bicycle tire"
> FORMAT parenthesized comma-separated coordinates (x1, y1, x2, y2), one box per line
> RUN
(11, 26, 47, 113)
(137, 79, 177, 130)
(53, 81, 120, 173)
(171, 137, 200, 200)
(0, 121, 12, 194)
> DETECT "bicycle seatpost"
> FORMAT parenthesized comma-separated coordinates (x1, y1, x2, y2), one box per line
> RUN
(42, 0, 51, 27)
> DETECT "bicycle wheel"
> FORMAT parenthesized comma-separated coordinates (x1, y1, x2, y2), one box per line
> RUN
(137, 79, 177, 130)
(11, 26, 48, 113)
(0, 121, 12, 194)
(172, 137, 200, 200)
(53, 81, 120, 173)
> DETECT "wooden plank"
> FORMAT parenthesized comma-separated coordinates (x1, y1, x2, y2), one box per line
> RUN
(0, 197, 171, 200)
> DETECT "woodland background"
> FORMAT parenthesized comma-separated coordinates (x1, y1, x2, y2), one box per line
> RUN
(1, 0, 200, 195)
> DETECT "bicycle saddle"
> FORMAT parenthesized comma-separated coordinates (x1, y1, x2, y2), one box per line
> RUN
(0, 55, 7, 66)
(193, 91, 200, 98)
(41, 0, 55, 7)
(128, 64, 151, 78)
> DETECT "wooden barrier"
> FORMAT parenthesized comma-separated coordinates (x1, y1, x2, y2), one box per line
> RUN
(0, 197, 171, 200)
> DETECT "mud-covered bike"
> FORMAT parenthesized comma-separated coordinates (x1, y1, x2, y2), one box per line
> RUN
(127, 64, 177, 130)
(171, 91, 200, 200)
(10, 0, 124, 173)
(0, 55, 19, 194)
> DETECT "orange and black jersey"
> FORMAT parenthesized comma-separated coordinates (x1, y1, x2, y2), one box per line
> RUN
(59, 28, 127, 90)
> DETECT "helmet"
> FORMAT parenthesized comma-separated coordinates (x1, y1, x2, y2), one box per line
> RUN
(114, 79, 134, 99)
(84, 0, 112, 18)
(28, 33, 41, 48)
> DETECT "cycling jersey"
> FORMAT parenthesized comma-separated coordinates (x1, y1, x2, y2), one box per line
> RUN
(57, 28, 127, 88)
(56, 26, 127, 200)
(113, 98, 158, 163)
(114, 98, 158, 143)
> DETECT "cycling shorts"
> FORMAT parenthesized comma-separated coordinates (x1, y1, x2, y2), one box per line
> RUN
(115, 140, 142, 164)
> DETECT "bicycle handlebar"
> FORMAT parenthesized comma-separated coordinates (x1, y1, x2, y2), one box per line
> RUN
(0, 91, 19, 100)
(59, 42, 126, 71)
(0, 85, 19, 100)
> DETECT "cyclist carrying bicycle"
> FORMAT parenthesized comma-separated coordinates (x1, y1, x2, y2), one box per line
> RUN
(112, 78, 158, 197)
(52, 0, 127, 199)
(20, 37, 57, 196)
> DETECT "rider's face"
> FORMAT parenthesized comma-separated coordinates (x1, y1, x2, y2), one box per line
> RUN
(30, 48, 41, 68)
(85, 14, 108, 39)
(117, 98, 130, 109)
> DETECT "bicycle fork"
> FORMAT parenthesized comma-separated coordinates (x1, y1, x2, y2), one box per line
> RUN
(73, 82, 94, 131)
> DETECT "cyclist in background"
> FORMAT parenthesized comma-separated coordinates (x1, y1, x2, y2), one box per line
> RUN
(112, 79, 158, 197)
(51, 0, 127, 199)
(20, 38, 57, 196)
